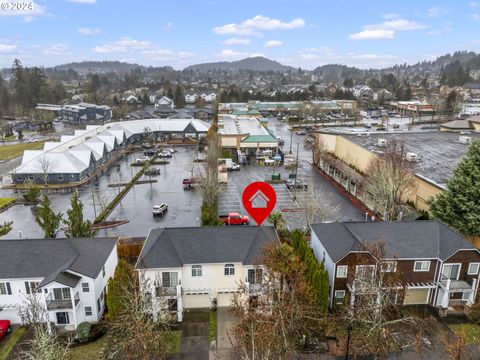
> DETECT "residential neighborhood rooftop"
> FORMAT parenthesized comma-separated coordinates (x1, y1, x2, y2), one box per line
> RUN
(136, 226, 278, 269)
(310, 221, 478, 262)
(0, 237, 118, 283)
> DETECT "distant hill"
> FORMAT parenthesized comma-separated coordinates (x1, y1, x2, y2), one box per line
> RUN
(53, 61, 143, 75)
(184, 56, 293, 72)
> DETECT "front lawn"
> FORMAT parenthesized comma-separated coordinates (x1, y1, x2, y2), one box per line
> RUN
(0, 198, 15, 209)
(0, 326, 27, 360)
(0, 141, 45, 161)
(70, 335, 109, 360)
(450, 323, 480, 344)
(166, 330, 182, 354)
(209, 309, 217, 342)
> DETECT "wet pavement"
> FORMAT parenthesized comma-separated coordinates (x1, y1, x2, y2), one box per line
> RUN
(1, 118, 364, 239)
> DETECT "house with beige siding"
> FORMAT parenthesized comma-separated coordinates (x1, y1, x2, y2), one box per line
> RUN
(135, 226, 278, 322)
(310, 221, 480, 314)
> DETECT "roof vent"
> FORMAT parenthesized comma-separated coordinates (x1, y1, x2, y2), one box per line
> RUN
(459, 136, 472, 144)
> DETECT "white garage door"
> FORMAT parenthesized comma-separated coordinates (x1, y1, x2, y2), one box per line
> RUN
(217, 293, 234, 308)
(404, 289, 429, 305)
(0, 308, 21, 323)
(183, 294, 211, 309)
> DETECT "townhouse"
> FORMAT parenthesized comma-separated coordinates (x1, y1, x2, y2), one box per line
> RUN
(135, 226, 277, 321)
(310, 221, 480, 313)
(0, 237, 118, 329)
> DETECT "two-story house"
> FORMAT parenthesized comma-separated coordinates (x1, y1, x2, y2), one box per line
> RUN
(135, 226, 278, 321)
(0, 237, 118, 330)
(310, 221, 480, 313)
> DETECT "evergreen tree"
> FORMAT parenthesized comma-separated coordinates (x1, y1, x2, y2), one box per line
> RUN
(429, 141, 480, 236)
(34, 195, 63, 238)
(64, 190, 97, 238)
(106, 259, 136, 320)
(174, 85, 185, 108)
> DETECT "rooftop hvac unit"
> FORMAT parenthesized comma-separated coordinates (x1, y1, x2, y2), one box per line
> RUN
(405, 152, 418, 162)
(459, 136, 472, 144)
(377, 138, 387, 147)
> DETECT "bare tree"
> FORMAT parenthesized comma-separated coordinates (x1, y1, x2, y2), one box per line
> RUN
(363, 140, 417, 221)
(229, 242, 326, 359)
(35, 155, 57, 186)
(339, 241, 422, 358)
(294, 181, 340, 230)
(17, 291, 48, 326)
(20, 324, 71, 360)
(200, 127, 220, 209)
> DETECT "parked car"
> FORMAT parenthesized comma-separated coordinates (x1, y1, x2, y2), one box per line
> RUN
(296, 130, 307, 135)
(286, 178, 308, 190)
(0, 320, 11, 342)
(218, 212, 250, 225)
(230, 161, 240, 171)
(152, 203, 168, 216)
(164, 148, 177, 153)
(158, 150, 173, 158)
(142, 142, 153, 149)
(145, 168, 161, 176)
(135, 156, 150, 163)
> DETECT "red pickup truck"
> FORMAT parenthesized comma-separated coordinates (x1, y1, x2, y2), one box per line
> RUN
(0, 320, 11, 342)
(219, 212, 250, 225)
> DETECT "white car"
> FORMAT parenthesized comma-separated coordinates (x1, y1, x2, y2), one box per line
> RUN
(152, 203, 168, 216)
(136, 156, 150, 163)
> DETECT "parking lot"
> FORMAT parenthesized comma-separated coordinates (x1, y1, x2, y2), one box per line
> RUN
(1, 132, 365, 238)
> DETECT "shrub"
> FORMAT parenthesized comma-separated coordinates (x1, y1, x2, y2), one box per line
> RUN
(76, 321, 91, 343)
(23, 186, 41, 203)
(201, 203, 220, 226)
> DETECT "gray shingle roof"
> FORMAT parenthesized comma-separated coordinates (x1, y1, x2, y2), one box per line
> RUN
(136, 226, 278, 269)
(0, 237, 117, 283)
(310, 221, 478, 262)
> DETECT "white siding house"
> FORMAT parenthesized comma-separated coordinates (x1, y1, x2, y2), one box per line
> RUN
(136, 227, 277, 321)
(0, 237, 118, 330)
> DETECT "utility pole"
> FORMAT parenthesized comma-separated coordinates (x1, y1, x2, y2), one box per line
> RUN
(289, 129, 293, 154)
(294, 143, 299, 180)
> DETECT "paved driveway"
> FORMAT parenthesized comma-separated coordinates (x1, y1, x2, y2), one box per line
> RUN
(180, 309, 210, 360)
(215, 308, 238, 360)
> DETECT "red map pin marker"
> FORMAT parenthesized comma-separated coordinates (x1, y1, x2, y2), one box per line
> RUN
(242, 181, 277, 226)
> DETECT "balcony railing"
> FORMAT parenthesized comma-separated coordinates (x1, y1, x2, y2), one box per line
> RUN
(46, 291, 79, 310)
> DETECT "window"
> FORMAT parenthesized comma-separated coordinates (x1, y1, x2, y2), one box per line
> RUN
(224, 264, 235, 276)
(102, 266, 106, 278)
(356, 265, 375, 281)
(462, 291, 471, 301)
(162, 272, 179, 287)
(28, 175, 34, 180)
(0, 282, 12, 295)
(70, 174, 75, 179)
(53, 288, 71, 300)
(334, 290, 346, 305)
(57, 174, 63, 180)
(468, 263, 480, 275)
(414, 261, 430, 272)
(97, 298, 101, 312)
(336, 266, 348, 278)
(100, 290, 104, 301)
(247, 268, 263, 284)
(24, 281, 40, 294)
(82, 283, 90, 292)
(85, 306, 92, 316)
(191, 265, 202, 277)
(442, 264, 461, 280)
(381, 261, 397, 272)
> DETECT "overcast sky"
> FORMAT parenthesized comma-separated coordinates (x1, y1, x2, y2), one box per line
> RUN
(0, 0, 479, 69)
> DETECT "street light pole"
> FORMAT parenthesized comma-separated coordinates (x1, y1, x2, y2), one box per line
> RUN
(289, 129, 293, 154)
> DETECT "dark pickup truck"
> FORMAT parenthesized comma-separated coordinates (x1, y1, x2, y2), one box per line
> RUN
(219, 212, 250, 225)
